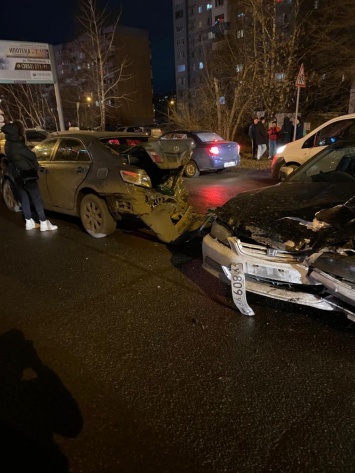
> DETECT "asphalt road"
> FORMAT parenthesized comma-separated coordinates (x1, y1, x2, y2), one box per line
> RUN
(0, 169, 354, 473)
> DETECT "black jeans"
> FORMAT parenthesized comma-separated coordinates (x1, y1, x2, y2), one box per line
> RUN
(14, 180, 46, 221)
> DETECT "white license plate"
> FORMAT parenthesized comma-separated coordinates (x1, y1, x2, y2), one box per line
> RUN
(224, 161, 236, 168)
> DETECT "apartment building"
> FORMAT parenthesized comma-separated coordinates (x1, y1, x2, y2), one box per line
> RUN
(54, 25, 155, 128)
(172, 0, 230, 100)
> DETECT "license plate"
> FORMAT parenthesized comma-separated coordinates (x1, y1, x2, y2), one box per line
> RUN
(224, 161, 236, 168)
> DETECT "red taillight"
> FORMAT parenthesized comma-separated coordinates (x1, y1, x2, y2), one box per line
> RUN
(150, 151, 163, 163)
(208, 145, 219, 155)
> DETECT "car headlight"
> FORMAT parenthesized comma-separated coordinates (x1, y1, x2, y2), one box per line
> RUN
(120, 170, 152, 188)
(276, 144, 286, 154)
(210, 220, 233, 245)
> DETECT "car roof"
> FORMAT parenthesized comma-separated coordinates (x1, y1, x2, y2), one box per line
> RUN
(49, 130, 150, 139)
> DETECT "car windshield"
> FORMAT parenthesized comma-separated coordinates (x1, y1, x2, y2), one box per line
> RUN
(287, 141, 355, 183)
(196, 132, 224, 142)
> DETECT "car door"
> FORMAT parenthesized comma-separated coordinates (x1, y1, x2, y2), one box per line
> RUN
(34, 138, 59, 205)
(46, 138, 91, 210)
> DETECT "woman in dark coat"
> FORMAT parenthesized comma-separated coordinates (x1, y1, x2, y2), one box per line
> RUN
(2, 120, 58, 231)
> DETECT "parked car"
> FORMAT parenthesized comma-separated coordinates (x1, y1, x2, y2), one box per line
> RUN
(116, 125, 163, 139)
(160, 130, 240, 178)
(0, 127, 48, 155)
(271, 113, 355, 180)
(202, 136, 355, 322)
(50, 130, 150, 152)
(1, 131, 205, 242)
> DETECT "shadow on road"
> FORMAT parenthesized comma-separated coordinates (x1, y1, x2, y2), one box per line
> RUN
(0, 330, 83, 472)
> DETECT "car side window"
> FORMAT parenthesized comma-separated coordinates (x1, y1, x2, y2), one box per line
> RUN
(302, 120, 355, 149)
(53, 138, 89, 162)
(33, 138, 58, 161)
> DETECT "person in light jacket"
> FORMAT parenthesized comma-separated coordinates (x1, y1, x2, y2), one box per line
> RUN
(2, 120, 58, 231)
(255, 116, 268, 160)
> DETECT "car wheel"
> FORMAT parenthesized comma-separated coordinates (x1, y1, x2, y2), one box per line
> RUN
(184, 160, 200, 178)
(2, 179, 21, 212)
(80, 194, 117, 238)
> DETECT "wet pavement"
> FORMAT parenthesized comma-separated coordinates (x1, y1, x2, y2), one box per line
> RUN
(0, 169, 354, 473)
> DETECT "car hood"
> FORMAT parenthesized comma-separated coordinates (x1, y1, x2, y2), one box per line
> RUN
(215, 182, 355, 252)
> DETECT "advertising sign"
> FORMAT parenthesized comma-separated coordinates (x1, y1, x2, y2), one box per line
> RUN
(0, 40, 54, 84)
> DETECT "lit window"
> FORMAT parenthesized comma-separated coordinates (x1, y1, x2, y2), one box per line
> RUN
(198, 6, 203, 13)
(275, 72, 285, 80)
(235, 64, 243, 73)
(237, 29, 244, 38)
(207, 3, 212, 9)
(199, 62, 204, 69)
(178, 64, 186, 72)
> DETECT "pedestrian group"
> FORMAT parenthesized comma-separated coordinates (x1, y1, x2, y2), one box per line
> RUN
(248, 115, 304, 160)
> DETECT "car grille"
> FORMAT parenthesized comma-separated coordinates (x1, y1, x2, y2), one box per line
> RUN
(234, 239, 302, 263)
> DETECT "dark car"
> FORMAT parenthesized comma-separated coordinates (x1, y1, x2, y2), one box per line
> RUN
(1, 131, 204, 242)
(160, 130, 240, 178)
(202, 136, 355, 322)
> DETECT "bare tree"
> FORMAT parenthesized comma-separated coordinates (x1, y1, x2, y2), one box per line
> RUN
(172, 0, 355, 139)
(0, 84, 56, 129)
(76, 0, 135, 130)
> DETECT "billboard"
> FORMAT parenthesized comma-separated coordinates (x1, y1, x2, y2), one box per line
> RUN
(0, 40, 54, 84)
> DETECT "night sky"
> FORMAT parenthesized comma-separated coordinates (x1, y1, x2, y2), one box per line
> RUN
(0, 0, 175, 94)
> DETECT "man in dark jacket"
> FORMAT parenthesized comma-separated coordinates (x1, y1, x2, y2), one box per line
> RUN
(248, 117, 259, 159)
(255, 116, 268, 160)
(2, 121, 58, 231)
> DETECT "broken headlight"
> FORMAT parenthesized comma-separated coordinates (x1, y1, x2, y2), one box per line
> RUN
(210, 220, 234, 245)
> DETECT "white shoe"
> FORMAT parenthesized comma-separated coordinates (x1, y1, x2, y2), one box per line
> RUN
(40, 220, 58, 232)
(25, 218, 39, 230)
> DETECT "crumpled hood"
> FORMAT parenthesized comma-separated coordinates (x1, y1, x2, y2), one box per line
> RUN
(1, 122, 21, 141)
(216, 181, 355, 251)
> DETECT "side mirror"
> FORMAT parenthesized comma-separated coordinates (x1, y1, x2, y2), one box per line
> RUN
(280, 165, 297, 181)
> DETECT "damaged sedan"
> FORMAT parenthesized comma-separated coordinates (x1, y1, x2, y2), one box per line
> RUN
(1, 131, 204, 243)
(202, 137, 355, 321)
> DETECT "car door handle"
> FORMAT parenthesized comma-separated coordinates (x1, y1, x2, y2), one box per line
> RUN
(75, 166, 87, 173)
(38, 166, 46, 173)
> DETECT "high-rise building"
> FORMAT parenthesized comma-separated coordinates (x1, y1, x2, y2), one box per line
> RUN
(172, 0, 230, 100)
(54, 25, 155, 128)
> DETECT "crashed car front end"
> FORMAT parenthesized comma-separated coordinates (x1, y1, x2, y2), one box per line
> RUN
(203, 222, 333, 316)
(202, 183, 355, 320)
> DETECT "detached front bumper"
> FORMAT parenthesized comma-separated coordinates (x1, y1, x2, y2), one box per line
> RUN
(202, 234, 337, 313)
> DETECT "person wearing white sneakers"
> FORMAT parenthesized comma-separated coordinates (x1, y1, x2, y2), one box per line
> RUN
(2, 121, 58, 232)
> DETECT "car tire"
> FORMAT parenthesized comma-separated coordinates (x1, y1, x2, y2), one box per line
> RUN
(280, 163, 299, 180)
(80, 194, 117, 238)
(2, 179, 21, 212)
(184, 160, 200, 178)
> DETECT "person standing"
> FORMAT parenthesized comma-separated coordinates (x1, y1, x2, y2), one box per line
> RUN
(267, 120, 281, 159)
(2, 120, 58, 232)
(292, 116, 304, 141)
(256, 116, 268, 160)
(280, 116, 293, 144)
(248, 117, 259, 159)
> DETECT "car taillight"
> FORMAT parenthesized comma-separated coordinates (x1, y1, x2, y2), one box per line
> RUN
(120, 170, 152, 188)
(208, 145, 219, 155)
(150, 151, 163, 163)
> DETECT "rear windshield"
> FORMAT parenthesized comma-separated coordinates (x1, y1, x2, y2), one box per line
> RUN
(196, 132, 224, 142)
